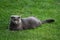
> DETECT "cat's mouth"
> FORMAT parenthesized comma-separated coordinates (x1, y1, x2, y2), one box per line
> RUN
(14, 21, 18, 24)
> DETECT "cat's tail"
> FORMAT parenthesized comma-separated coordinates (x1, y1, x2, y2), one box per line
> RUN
(42, 19, 55, 24)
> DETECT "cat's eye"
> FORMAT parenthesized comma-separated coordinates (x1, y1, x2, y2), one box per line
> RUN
(18, 17, 20, 18)
(11, 17, 15, 19)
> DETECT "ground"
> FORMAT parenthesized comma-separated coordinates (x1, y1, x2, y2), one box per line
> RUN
(0, 0, 60, 40)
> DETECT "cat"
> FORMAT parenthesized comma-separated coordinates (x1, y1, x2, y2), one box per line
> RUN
(9, 15, 55, 31)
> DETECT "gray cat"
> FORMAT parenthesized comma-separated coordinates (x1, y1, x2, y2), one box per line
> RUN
(9, 15, 55, 31)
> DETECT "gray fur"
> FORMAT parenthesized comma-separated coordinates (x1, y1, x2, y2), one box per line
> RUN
(9, 15, 54, 30)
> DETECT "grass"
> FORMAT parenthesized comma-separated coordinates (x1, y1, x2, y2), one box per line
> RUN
(0, 0, 60, 40)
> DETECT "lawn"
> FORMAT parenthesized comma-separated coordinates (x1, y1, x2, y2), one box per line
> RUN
(0, 0, 60, 40)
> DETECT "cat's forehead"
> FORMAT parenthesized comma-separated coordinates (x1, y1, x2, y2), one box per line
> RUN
(11, 15, 20, 17)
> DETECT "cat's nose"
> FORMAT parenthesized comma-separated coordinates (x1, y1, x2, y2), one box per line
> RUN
(14, 18, 17, 21)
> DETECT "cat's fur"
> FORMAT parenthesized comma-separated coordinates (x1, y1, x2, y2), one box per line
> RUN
(9, 15, 55, 31)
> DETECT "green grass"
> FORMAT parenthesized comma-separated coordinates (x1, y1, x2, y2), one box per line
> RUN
(0, 0, 60, 40)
